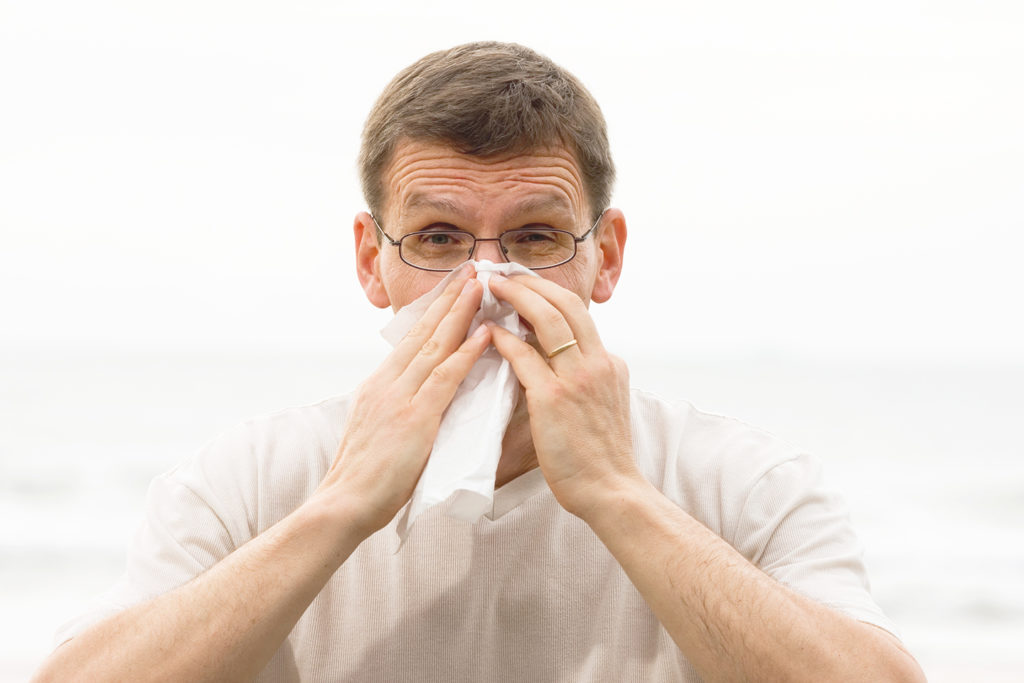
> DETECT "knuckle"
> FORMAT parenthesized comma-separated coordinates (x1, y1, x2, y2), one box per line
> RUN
(428, 364, 451, 385)
(541, 309, 565, 331)
(406, 320, 428, 340)
(546, 381, 569, 402)
(568, 368, 593, 392)
(418, 336, 441, 357)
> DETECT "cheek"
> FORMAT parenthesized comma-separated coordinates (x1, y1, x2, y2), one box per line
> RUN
(381, 260, 447, 310)
(540, 261, 593, 302)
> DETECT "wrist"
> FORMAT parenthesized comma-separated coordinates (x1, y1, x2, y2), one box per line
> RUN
(567, 470, 657, 528)
(297, 489, 378, 564)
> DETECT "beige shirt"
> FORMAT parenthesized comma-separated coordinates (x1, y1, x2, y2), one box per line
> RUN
(57, 390, 896, 681)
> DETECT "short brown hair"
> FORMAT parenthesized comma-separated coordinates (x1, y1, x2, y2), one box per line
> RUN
(359, 41, 615, 222)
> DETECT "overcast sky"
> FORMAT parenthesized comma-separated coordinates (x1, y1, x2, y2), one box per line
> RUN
(1, 0, 1021, 362)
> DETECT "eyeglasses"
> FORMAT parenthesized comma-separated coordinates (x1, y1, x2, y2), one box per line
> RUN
(372, 212, 604, 272)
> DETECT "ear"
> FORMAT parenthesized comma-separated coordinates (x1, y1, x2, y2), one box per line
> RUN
(354, 211, 391, 309)
(590, 208, 627, 304)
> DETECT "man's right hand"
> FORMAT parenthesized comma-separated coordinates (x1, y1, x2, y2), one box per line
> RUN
(310, 272, 491, 536)
(32, 273, 491, 683)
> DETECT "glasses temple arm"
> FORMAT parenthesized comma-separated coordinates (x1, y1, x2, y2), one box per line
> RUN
(370, 215, 400, 246)
(576, 209, 608, 242)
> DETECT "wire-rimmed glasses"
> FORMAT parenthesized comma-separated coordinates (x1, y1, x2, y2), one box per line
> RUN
(372, 213, 604, 272)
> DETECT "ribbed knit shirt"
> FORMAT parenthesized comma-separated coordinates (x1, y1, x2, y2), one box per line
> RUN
(56, 389, 896, 681)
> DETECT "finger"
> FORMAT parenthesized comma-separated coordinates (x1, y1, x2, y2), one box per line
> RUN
(399, 277, 485, 391)
(486, 320, 554, 387)
(486, 274, 583, 359)
(414, 321, 493, 408)
(509, 276, 604, 352)
(383, 273, 473, 378)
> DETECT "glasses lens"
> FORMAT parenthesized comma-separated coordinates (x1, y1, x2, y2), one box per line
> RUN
(500, 228, 576, 268)
(400, 231, 475, 269)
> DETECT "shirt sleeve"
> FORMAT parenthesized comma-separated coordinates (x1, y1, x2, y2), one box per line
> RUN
(730, 453, 899, 637)
(51, 398, 342, 649)
(53, 462, 242, 646)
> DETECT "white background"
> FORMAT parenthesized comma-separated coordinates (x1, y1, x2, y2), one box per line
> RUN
(2, 1, 1022, 680)
(3, 0, 1021, 359)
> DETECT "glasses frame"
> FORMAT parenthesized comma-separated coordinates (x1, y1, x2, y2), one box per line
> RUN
(371, 211, 605, 272)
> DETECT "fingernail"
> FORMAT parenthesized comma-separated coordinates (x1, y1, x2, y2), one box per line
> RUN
(471, 324, 488, 338)
(489, 273, 506, 283)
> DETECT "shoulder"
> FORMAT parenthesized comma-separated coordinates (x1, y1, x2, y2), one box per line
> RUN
(211, 393, 352, 451)
(629, 388, 804, 480)
(161, 393, 354, 536)
(628, 388, 818, 536)
(627, 390, 895, 630)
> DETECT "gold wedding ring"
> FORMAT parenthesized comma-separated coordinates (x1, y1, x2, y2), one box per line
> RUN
(546, 339, 579, 359)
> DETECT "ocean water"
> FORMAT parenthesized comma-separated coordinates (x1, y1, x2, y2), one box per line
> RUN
(2, 348, 1022, 681)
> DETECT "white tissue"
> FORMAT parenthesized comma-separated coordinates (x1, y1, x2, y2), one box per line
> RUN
(380, 260, 538, 542)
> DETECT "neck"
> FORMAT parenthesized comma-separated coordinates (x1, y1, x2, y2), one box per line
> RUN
(495, 395, 538, 488)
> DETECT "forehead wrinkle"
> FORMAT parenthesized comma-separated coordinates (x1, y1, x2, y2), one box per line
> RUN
(384, 142, 589, 224)
(400, 180, 582, 229)
(504, 179, 584, 222)
(393, 178, 486, 227)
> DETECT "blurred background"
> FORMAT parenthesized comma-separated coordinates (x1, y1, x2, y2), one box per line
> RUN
(1, 1, 1022, 680)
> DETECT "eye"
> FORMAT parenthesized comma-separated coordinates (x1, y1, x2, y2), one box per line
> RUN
(510, 228, 558, 243)
(407, 230, 473, 248)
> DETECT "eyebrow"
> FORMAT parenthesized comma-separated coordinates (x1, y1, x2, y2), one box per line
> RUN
(399, 193, 575, 222)
(506, 194, 575, 220)
(400, 194, 466, 218)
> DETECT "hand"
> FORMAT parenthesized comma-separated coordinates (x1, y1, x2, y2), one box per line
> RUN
(485, 274, 641, 519)
(313, 274, 492, 535)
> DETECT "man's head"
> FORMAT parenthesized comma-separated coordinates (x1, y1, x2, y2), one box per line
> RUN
(354, 42, 626, 312)
(358, 41, 615, 224)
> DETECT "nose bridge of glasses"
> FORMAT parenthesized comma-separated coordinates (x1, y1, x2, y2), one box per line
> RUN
(470, 236, 508, 262)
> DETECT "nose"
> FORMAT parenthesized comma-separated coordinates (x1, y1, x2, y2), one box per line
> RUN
(471, 237, 507, 264)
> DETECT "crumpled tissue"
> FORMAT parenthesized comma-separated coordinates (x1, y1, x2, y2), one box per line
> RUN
(380, 260, 539, 543)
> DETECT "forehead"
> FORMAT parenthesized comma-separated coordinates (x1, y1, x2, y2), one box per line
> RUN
(381, 139, 588, 222)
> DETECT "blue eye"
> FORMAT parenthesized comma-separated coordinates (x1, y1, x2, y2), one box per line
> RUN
(406, 231, 473, 250)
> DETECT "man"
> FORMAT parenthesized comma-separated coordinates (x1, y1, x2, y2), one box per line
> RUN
(36, 42, 924, 682)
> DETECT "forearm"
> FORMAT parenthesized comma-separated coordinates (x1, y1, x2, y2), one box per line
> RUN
(34, 275, 491, 682)
(34, 497, 366, 683)
(581, 478, 924, 683)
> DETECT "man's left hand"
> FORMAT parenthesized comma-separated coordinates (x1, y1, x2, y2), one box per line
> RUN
(485, 273, 641, 519)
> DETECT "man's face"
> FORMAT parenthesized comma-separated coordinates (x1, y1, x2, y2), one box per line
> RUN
(365, 139, 607, 310)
